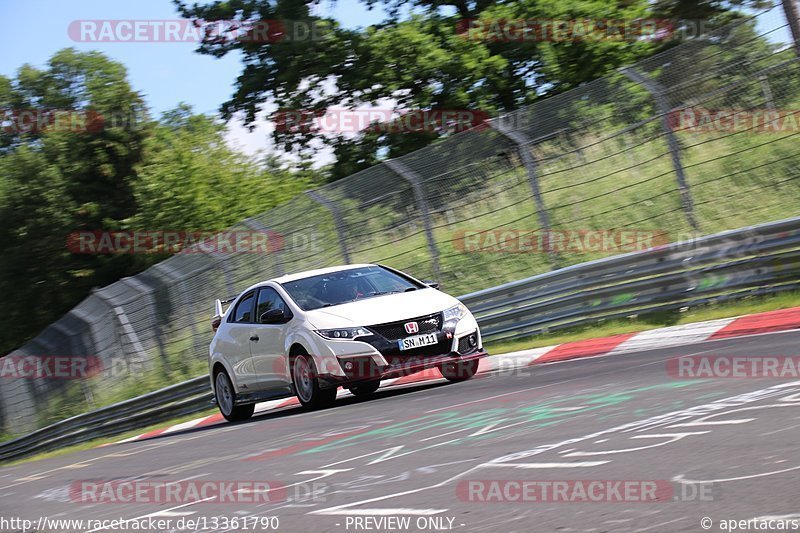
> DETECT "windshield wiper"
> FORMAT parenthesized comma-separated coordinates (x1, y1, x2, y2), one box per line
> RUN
(366, 290, 404, 297)
(320, 290, 410, 307)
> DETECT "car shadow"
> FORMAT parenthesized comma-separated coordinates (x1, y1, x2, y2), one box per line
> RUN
(122, 379, 452, 444)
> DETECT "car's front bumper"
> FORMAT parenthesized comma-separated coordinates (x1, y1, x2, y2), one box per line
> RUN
(306, 311, 484, 382)
(317, 349, 488, 387)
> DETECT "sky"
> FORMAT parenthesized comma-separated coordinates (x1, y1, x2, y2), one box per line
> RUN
(0, 1, 793, 160)
(0, 0, 388, 113)
(0, 0, 389, 159)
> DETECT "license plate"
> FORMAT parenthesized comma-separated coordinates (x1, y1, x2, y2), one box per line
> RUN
(398, 333, 438, 350)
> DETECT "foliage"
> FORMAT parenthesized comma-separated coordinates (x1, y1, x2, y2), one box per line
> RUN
(0, 50, 315, 355)
(175, 0, 768, 176)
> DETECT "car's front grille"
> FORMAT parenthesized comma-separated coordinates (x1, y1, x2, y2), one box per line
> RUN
(368, 312, 443, 340)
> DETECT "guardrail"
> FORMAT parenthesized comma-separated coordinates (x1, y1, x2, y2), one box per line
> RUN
(1, 216, 799, 462)
(0, 378, 211, 463)
(463, 216, 800, 342)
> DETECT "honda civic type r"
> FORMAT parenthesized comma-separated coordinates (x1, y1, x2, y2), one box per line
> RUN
(209, 264, 487, 421)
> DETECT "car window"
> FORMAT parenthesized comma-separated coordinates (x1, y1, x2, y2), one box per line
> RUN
(280, 266, 423, 311)
(367, 273, 410, 294)
(256, 287, 292, 323)
(231, 292, 255, 323)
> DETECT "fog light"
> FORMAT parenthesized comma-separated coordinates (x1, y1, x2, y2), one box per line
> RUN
(468, 334, 477, 347)
(344, 361, 354, 371)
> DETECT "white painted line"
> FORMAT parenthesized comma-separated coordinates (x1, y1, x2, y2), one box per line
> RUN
(609, 318, 736, 355)
(163, 418, 207, 433)
(420, 427, 474, 441)
(316, 508, 448, 516)
(309, 381, 800, 517)
(563, 432, 710, 456)
(86, 497, 217, 532)
(485, 461, 610, 468)
(117, 435, 145, 444)
(633, 518, 687, 532)
(59, 463, 89, 470)
(667, 419, 755, 427)
(673, 463, 800, 483)
(484, 347, 555, 369)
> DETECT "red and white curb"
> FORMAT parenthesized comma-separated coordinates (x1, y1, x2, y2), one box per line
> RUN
(108, 306, 800, 445)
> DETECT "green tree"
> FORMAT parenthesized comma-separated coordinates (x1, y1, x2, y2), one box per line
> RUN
(131, 103, 315, 231)
(0, 49, 148, 354)
(0, 52, 316, 355)
(174, 0, 767, 177)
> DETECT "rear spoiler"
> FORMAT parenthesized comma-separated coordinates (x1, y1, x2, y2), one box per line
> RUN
(212, 296, 236, 332)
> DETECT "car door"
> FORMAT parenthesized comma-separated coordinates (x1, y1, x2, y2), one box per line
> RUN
(224, 290, 259, 391)
(249, 286, 294, 394)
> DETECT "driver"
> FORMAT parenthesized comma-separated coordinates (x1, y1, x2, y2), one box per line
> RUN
(327, 277, 363, 303)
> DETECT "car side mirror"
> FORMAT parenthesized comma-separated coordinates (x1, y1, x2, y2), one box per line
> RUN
(260, 308, 286, 324)
(423, 280, 440, 290)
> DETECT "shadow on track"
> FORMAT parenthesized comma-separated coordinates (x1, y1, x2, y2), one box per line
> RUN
(120, 380, 452, 444)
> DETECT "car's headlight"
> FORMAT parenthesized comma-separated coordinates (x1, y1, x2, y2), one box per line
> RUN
(315, 327, 371, 340)
(443, 303, 469, 326)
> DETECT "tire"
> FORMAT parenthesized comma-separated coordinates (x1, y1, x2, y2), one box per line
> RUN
(348, 380, 381, 397)
(214, 369, 255, 422)
(440, 358, 479, 382)
(292, 353, 337, 409)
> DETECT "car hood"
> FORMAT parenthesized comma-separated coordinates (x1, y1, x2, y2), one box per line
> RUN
(304, 288, 460, 329)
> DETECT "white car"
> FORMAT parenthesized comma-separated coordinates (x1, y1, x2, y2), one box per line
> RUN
(209, 264, 487, 421)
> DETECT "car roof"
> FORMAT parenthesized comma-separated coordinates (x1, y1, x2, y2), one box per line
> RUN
(235, 264, 404, 299)
(271, 264, 378, 284)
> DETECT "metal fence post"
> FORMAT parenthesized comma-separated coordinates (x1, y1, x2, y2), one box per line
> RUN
(384, 159, 441, 281)
(51, 321, 95, 408)
(488, 119, 560, 269)
(782, 0, 800, 57)
(622, 67, 700, 232)
(91, 288, 151, 373)
(152, 262, 204, 364)
(306, 190, 352, 263)
(759, 75, 776, 109)
(120, 277, 171, 372)
(0, 359, 38, 436)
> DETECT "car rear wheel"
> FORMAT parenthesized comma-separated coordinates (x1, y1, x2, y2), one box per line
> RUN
(440, 358, 479, 382)
(214, 369, 255, 422)
(292, 353, 337, 409)
(348, 380, 381, 397)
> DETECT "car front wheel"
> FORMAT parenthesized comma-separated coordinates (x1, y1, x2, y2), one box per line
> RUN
(348, 380, 381, 397)
(215, 369, 255, 422)
(440, 358, 479, 382)
(292, 353, 337, 409)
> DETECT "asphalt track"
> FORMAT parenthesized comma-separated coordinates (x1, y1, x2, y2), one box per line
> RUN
(2, 329, 800, 533)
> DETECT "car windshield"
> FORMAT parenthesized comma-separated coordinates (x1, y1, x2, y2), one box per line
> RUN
(279, 266, 424, 311)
